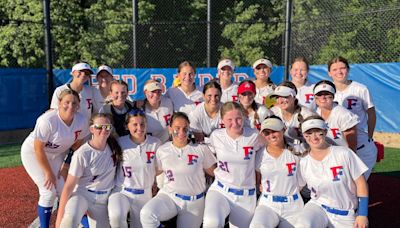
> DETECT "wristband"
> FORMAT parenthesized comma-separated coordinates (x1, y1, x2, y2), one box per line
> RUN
(358, 197, 368, 216)
(64, 149, 74, 164)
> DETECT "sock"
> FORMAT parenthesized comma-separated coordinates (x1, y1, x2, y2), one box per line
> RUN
(81, 214, 90, 228)
(37, 205, 52, 228)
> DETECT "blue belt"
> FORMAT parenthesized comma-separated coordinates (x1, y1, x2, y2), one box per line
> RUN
(322, 204, 349, 216)
(263, 193, 299, 202)
(124, 187, 145, 195)
(88, 189, 108, 195)
(175, 192, 205, 201)
(217, 181, 255, 196)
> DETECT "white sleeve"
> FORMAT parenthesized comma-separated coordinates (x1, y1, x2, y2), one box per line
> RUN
(345, 147, 368, 180)
(338, 110, 359, 131)
(32, 116, 52, 143)
(207, 132, 217, 155)
(78, 118, 90, 140)
(50, 88, 61, 109)
(295, 156, 306, 187)
(92, 87, 104, 114)
(189, 111, 202, 133)
(68, 150, 86, 178)
(255, 148, 264, 172)
(201, 145, 217, 169)
(362, 87, 374, 110)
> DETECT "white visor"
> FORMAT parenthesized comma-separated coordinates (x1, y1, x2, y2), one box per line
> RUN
(271, 86, 296, 98)
(260, 118, 285, 132)
(314, 83, 335, 95)
(71, 62, 93, 74)
(253, 58, 272, 69)
(301, 118, 327, 133)
(96, 65, 113, 76)
(217, 59, 235, 71)
(144, 81, 162, 92)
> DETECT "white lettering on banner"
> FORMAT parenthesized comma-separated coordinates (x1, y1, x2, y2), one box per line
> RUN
(151, 74, 167, 93)
(198, 73, 214, 86)
(233, 73, 250, 82)
(121, 75, 137, 95)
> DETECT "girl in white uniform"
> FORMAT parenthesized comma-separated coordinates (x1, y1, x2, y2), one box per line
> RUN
(140, 112, 217, 228)
(142, 79, 174, 143)
(328, 56, 377, 179)
(21, 89, 89, 228)
(313, 80, 359, 151)
(56, 113, 122, 228)
(217, 59, 239, 103)
(237, 80, 273, 131)
(253, 58, 276, 106)
(250, 116, 304, 228)
(290, 57, 315, 110)
(189, 80, 224, 143)
(166, 61, 203, 116)
(296, 116, 369, 228)
(108, 110, 161, 228)
(95, 65, 115, 107)
(203, 102, 264, 228)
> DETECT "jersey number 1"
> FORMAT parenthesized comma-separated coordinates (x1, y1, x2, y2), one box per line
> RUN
(122, 166, 132, 177)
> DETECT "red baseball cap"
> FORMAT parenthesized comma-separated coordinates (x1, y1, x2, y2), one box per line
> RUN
(238, 81, 256, 95)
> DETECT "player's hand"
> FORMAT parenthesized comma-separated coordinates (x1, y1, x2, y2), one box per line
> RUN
(354, 216, 368, 228)
(44, 171, 56, 190)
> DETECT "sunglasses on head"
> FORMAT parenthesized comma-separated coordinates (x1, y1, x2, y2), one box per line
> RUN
(128, 109, 145, 115)
(91, 124, 113, 131)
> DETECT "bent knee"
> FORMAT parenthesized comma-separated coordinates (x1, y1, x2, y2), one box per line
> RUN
(203, 216, 225, 228)
(140, 208, 159, 227)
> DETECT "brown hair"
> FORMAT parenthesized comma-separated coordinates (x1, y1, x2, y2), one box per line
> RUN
(169, 112, 190, 126)
(203, 80, 222, 95)
(110, 80, 128, 92)
(178, 61, 196, 73)
(221, 101, 245, 119)
(328, 56, 350, 72)
(291, 56, 310, 72)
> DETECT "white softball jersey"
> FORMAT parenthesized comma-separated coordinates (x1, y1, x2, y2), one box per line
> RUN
(256, 148, 305, 196)
(156, 142, 217, 196)
(255, 84, 275, 106)
(220, 82, 238, 103)
(245, 105, 273, 130)
(145, 96, 174, 143)
(189, 102, 223, 137)
(165, 86, 204, 116)
(68, 143, 116, 192)
(209, 127, 263, 189)
(295, 81, 315, 110)
(316, 104, 359, 147)
(51, 84, 102, 121)
(116, 135, 161, 190)
(334, 81, 374, 145)
(299, 146, 368, 210)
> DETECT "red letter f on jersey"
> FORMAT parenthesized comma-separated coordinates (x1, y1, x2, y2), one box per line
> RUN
(145, 151, 155, 164)
(286, 162, 297, 176)
(243, 146, 254, 160)
(330, 166, 344, 181)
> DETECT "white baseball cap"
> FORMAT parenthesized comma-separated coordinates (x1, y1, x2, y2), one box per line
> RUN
(71, 62, 93, 74)
(217, 59, 235, 71)
(144, 81, 162, 92)
(301, 118, 327, 133)
(260, 118, 285, 132)
(253, 58, 272, 69)
(96, 65, 113, 76)
(270, 85, 297, 98)
(313, 83, 336, 95)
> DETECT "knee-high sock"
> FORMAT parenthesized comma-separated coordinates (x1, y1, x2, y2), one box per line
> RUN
(37, 205, 52, 228)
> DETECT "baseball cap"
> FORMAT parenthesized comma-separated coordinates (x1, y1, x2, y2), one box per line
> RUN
(96, 65, 113, 76)
(301, 118, 327, 133)
(144, 81, 162, 92)
(260, 118, 285, 132)
(313, 83, 335, 96)
(71, 62, 93, 74)
(217, 59, 235, 71)
(270, 86, 296, 98)
(253, 58, 272, 69)
(237, 81, 256, 95)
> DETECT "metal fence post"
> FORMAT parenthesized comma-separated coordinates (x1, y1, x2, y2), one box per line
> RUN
(207, 0, 212, 67)
(284, 0, 293, 81)
(43, 0, 53, 106)
(132, 0, 138, 68)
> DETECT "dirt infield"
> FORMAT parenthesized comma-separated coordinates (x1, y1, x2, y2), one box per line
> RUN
(374, 132, 400, 148)
(1, 166, 399, 227)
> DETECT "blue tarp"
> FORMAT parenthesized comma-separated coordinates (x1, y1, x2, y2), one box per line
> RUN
(1, 63, 399, 132)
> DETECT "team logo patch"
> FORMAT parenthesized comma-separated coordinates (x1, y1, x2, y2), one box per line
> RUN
(305, 93, 314, 103)
(243, 146, 254, 160)
(346, 98, 358, 109)
(286, 162, 296, 176)
(187, 154, 199, 165)
(330, 166, 344, 181)
(74, 130, 82, 141)
(86, 98, 93, 109)
(330, 128, 341, 139)
(163, 114, 171, 126)
(145, 151, 155, 164)
(45, 141, 60, 149)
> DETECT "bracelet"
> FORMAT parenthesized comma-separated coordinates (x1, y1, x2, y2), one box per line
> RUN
(64, 149, 74, 164)
(358, 197, 368, 216)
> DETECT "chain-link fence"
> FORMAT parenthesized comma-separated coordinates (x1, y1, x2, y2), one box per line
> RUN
(0, 0, 399, 69)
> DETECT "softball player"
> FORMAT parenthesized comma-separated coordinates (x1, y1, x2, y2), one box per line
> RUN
(100, 80, 137, 137)
(203, 102, 264, 228)
(56, 113, 122, 228)
(328, 56, 377, 179)
(21, 89, 89, 228)
(51, 62, 102, 121)
(108, 110, 161, 228)
(189, 80, 224, 143)
(143, 79, 174, 143)
(250, 116, 305, 228)
(314, 80, 359, 151)
(296, 116, 369, 228)
(270, 81, 315, 144)
(166, 61, 203, 116)
(237, 80, 273, 130)
(290, 57, 315, 110)
(217, 59, 239, 103)
(95, 65, 114, 106)
(140, 112, 217, 228)
(253, 58, 276, 106)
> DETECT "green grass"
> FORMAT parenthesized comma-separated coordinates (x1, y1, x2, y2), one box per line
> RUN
(0, 143, 22, 168)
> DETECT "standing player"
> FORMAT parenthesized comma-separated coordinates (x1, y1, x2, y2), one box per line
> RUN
(328, 56, 377, 179)
(51, 62, 102, 121)
(296, 116, 369, 228)
(250, 116, 304, 228)
(166, 61, 203, 116)
(143, 79, 174, 143)
(203, 102, 264, 228)
(95, 65, 114, 106)
(56, 113, 122, 228)
(108, 110, 161, 228)
(290, 57, 315, 110)
(21, 89, 88, 228)
(253, 58, 276, 106)
(217, 59, 238, 103)
(140, 112, 217, 228)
